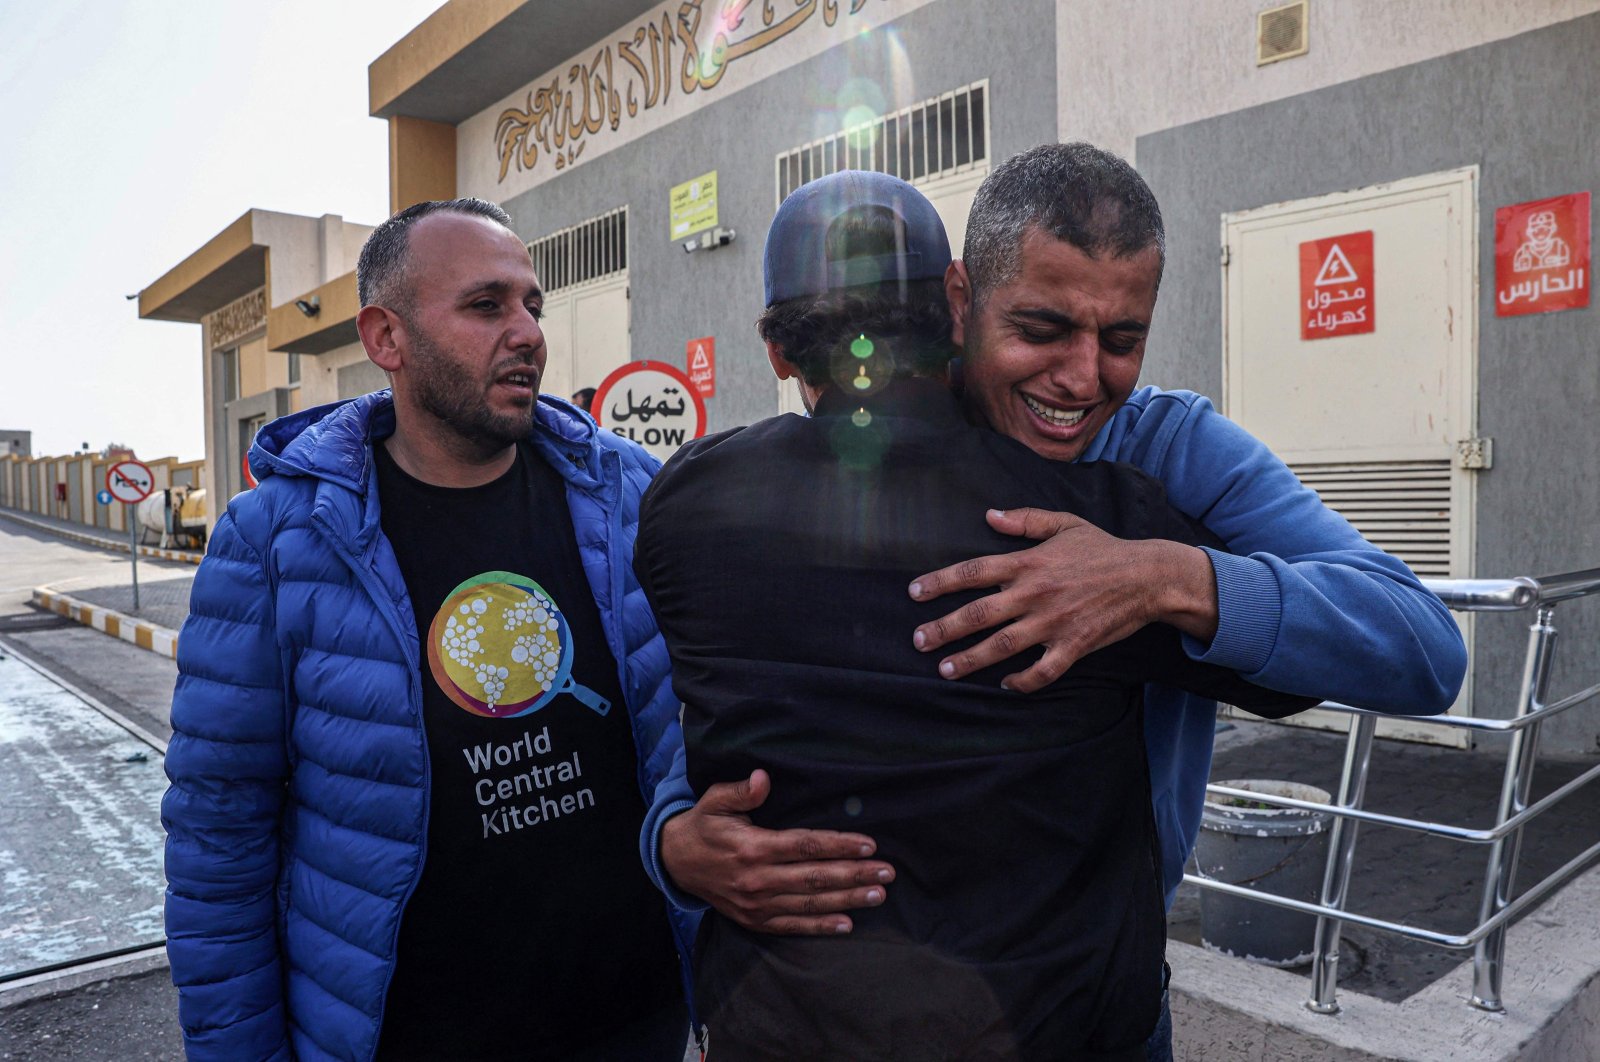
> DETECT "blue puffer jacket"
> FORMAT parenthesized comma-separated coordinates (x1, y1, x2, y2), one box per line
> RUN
(162, 391, 700, 1062)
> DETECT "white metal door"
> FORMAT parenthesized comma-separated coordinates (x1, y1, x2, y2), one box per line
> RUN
(540, 274, 630, 403)
(1222, 167, 1479, 743)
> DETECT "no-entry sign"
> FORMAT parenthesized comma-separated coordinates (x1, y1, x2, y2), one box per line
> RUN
(593, 360, 707, 463)
(106, 460, 155, 504)
(1300, 231, 1375, 340)
(1495, 192, 1590, 317)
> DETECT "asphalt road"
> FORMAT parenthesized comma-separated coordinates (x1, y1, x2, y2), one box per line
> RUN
(0, 519, 185, 1060)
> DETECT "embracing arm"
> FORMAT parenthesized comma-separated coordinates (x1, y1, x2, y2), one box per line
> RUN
(1143, 396, 1464, 713)
(162, 509, 291, 1061)
(912, 394, 1465, 712)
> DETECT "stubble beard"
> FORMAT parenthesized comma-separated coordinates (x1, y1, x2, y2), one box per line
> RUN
(408, 324, 539, 459)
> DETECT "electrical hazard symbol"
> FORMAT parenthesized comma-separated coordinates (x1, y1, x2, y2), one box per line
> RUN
(1300, 231, 1375, 341)
(686, 336, 716, 397)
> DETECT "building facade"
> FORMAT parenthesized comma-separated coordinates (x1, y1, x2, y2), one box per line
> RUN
(141, 0, 1599, 751)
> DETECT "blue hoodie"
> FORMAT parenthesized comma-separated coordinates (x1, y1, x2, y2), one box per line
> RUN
(643, 386, 1466, 910)
(163, 391, 700, 1062)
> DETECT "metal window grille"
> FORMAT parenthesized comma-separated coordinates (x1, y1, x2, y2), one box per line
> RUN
(775, 81, 990, 205)
(528, 207, 628, 294)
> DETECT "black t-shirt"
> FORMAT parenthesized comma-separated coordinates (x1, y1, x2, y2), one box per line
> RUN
(374, 440, 682, 1061)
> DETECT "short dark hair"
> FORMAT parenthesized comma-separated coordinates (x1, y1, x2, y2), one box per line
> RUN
(964, 143, 1164, 305)
(757, 278, 953, 388)
(356, 197, 515, 311)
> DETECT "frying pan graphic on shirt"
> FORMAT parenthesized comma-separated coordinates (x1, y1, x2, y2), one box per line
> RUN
(426, 570, 611, 719)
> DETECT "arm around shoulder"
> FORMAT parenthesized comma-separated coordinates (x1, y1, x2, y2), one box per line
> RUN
(1152, 396, 1466, 714)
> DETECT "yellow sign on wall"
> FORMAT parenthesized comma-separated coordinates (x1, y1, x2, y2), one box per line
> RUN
(670, 171, 718, 239)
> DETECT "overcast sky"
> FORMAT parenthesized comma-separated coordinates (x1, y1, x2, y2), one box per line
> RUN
(0, 0, 443, 460)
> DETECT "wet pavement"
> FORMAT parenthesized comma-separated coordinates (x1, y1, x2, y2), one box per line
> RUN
(0, 652, 167, 980)
(1171, 718, 1600, 1003)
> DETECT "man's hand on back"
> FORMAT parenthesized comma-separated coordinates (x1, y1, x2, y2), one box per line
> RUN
(660, 769, 896, 935)
(908, 508, 1221, 692)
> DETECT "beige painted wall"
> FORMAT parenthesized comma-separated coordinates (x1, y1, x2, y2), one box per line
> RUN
(298, 341, 372, 410)
(237, 334, 278, 397)
(1058, 0, 1600, 161)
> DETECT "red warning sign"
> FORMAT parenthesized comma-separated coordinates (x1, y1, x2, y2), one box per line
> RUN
(1300, 231, 1375, 340)
(686, 336, 716, 397)
(1495, 192, 1590, 318)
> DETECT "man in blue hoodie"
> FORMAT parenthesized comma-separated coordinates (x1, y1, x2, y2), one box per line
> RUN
(650, 145, 1466, 1059)
(163, 198, 695, 1061)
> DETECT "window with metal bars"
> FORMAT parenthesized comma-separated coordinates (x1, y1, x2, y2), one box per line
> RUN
(527, 207, 628, 294)
(775, 81, 989, 205)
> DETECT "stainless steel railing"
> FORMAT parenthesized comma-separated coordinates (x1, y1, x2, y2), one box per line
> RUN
(1184, 567, 1600, 1014)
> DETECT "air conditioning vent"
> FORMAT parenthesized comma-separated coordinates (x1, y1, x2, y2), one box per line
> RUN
(1257, 1, 1309, 65)
(1290, 460, 1453, 577)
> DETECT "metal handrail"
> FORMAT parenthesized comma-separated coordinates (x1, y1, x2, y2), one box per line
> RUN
(1186, 568, 1600, 1015)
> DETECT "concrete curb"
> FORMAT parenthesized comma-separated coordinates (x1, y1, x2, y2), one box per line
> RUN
(0, 508, 202, 565)
(31, 587, 179, 660)
(0, 945, 169, 1009)
(1170, 859, 1600, 1060)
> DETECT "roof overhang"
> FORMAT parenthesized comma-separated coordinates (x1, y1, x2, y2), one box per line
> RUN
(267, 271, 361, 355)
(369, 0, 658, 123)
(138, 212, 268, 323)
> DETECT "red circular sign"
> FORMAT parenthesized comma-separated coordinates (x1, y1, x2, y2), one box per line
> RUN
(592, 361, 708, 462)
(106, 460, 156, 504)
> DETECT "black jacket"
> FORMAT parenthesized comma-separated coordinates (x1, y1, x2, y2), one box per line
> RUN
(635, 378, 1311, 1061)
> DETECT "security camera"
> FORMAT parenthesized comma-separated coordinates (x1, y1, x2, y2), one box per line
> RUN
(683, 239, 699, 254)
(294, 296, 321, 318)
(714, 227, 736, 247)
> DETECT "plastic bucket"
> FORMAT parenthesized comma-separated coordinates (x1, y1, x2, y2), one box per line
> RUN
(1195, 779, 1333, 967)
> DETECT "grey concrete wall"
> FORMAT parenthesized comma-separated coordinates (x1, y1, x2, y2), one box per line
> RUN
(1135, 14, 1600, 752)
(497, 0, 1058, 434)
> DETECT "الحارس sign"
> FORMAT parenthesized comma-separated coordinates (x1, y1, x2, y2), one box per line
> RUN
(1495, 192, 1590, 317)
(1299, 231, 1375, 340)
(686, 337, 715, 397)
(670, 171, 718, 240)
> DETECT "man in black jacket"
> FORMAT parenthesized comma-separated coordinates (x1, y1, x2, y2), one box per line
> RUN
(634, 171, 1311, 1060)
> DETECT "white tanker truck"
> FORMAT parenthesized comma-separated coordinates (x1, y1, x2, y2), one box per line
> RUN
(136, 485, 208, 551)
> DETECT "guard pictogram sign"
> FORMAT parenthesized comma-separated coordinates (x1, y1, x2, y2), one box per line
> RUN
(1495, 192, 1590, 318)
(686, 336, 716, 397)
(1300, 231, 1375, 340)
(106, 459, 155, 504)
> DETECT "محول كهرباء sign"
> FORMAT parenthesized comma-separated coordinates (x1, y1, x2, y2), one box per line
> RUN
(1299, 231, 1374, 340)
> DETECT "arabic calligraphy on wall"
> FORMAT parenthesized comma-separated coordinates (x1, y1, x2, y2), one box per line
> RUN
(209, 287, 266, 350)
(1299, 232, 1375, 341)
(1495, 192, 1590, 318)
(459, 0, 936, 203)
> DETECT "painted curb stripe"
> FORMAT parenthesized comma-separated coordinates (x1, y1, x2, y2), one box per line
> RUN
(30, 587, 180, 661)
(0, 509, 202, 565)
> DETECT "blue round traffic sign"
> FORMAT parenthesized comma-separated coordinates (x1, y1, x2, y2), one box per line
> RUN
(96, 489, 114, 506)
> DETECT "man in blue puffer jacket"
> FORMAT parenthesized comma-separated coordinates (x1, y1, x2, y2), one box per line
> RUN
(163, 198, 697, 1061)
